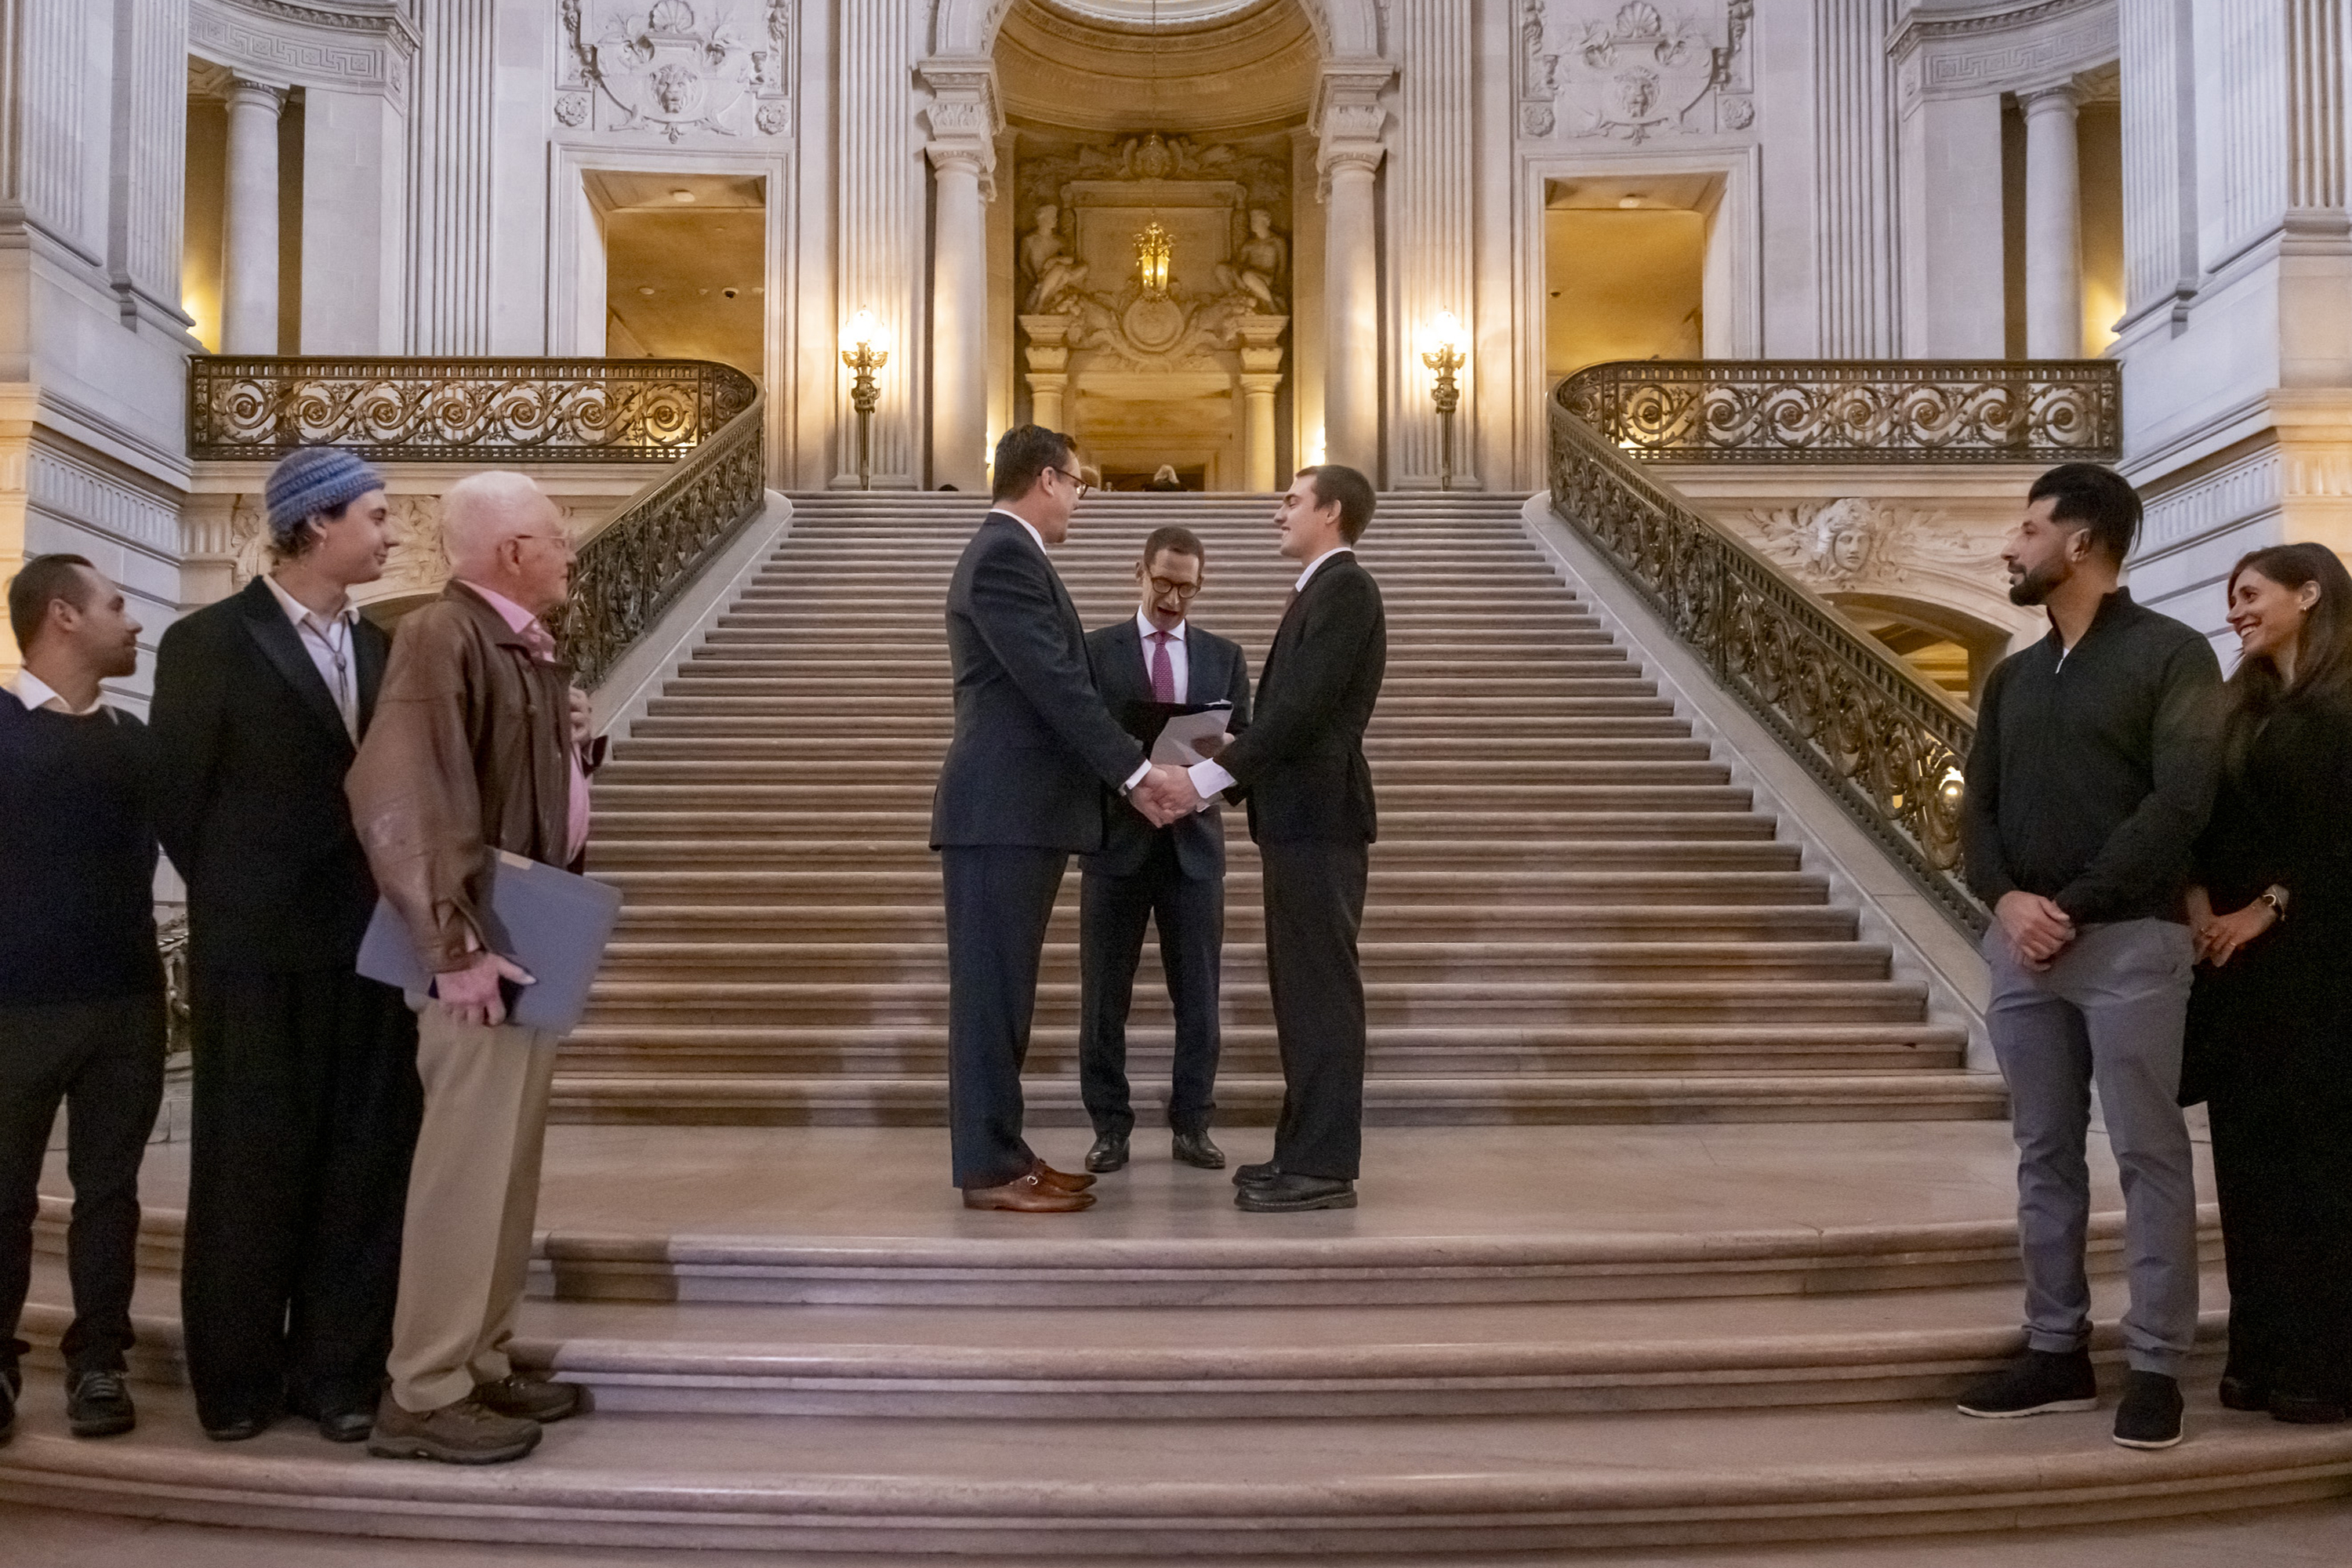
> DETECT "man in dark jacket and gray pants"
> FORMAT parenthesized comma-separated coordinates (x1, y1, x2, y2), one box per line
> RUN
(931, 426, 1189, 1213)
(1957, 463, 2222, 1452)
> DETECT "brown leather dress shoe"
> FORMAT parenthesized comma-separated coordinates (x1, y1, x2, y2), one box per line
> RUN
(964, 1170, 1097, 1212)
(1032, 1159, 1096, 1194)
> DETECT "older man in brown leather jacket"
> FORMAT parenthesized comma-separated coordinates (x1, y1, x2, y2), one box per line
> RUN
(347, 470, 596, 1465)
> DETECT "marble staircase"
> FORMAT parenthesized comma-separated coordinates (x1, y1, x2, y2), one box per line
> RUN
(562, 490, 1999, 1127)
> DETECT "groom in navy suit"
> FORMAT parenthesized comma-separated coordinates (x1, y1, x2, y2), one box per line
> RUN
(1078, 527, 1252, 1175)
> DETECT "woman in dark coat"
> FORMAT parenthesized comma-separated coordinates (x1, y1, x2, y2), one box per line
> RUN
(2184, 541, 2352, 1425)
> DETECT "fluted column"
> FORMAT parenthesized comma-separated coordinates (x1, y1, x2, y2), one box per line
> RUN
(223, 78, 286, 354)
(2023, 83, 2084, 358)
(928, 148, 990, 492)
(1320, 151, 1383, 473)
(1316, 67, 1388, 475)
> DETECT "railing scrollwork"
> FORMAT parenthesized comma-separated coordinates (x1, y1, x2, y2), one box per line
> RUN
(1548, 380, 1988, 935)
(1559, 359, 2122, 465)
(187, 355, 768, 691)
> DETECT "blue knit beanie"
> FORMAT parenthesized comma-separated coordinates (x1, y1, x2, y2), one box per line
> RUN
(263, 447, 386, 542)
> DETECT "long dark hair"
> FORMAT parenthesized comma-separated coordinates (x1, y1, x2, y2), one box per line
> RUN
(2220, 542, 2352, 773)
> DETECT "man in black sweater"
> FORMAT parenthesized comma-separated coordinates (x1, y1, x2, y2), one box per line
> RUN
(1956, 463, 2223, 1453)
(1156, 466, 1387, 1212)
(148, 448, 421, 1444)
(0, 555, 164, 1445)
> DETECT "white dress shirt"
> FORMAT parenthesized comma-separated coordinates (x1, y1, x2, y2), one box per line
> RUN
(1185, 546, 1356, 799)
(5, 668, 109, 717)
(1137, 608, 1190, 704)
(263, 574, 361, 740)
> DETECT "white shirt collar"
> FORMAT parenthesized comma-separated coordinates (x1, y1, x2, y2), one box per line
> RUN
(1294, 545, 1354, 592)
(263, 572, 358, 630)
(990, 509, 1045, 554)
(6, 668, 107, 717)
(1135, 608, 1187, 643)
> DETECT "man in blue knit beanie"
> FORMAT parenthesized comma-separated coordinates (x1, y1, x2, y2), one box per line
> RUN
(149, 446, 422, 1446)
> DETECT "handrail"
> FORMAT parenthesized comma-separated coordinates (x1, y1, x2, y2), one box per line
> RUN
(1558, 358, 2121, 464)
(557, 385, 766, 689)
(1548, 384, 1987, 936)
(185, 354, 768, 690)
(188, 356, 757, 462)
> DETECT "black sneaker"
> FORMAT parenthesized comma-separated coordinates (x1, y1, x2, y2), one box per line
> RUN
(2114, 1370, 2184, 1449)
(1956, 1348, 2098, 1418)
(0, 1365, 18, 1444)
(66, 1370, 136, 1439)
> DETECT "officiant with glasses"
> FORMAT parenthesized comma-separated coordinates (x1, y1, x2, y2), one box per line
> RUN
(1077, 526, 1252, 1174)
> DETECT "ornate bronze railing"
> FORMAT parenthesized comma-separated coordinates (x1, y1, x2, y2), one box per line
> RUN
(188, 357, 757, 461)
(556, 382, 766, 688)
(1559, 359, 2121, 464)
(1548, 387, 1987, 935)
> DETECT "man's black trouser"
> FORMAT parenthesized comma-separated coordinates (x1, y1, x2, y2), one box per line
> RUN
(0, 996, 166, 1381)
(180, 966, 421, 1428)
(942, 845, 1067, 1189)
(1261, 840, 1370, 1181)
(1078, 835, 1224, 1138)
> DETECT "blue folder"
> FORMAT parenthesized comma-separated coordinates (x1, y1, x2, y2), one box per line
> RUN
(356, 850, 623, 1035)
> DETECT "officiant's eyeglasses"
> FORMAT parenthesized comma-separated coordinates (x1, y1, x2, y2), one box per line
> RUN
(1047, 466, 1094, 499)
(1148, 575, 1201, 600)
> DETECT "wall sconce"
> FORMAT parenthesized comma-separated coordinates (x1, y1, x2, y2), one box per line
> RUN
(1421, 310, 1468, 491)
(841, 309, 888, 491)
(1134, 222, 1173, 297)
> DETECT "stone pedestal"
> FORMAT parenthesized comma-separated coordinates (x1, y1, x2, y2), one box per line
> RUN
(1018, 313, 1075, 433)
(1236, 314, 1289, 493)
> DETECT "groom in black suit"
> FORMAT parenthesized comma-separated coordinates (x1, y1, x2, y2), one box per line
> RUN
(1154, 466, 1385, 1212)
(931, 426, 1190, 1213)
(1078, 526, 1252, 1175)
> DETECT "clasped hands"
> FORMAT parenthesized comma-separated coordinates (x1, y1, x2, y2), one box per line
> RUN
(2186, 884, 2275, 970)
(1994, 891, 2074, 973)
(1129, 763, 1205, 828)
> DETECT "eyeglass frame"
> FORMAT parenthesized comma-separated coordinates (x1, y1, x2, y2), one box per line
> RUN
(1145, 574, 1202, 601)
(1044, 465, 1094, 499)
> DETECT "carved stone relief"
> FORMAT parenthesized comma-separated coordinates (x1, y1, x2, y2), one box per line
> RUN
(557, 0, 790, 142)
(1741, 499, 2003, 593)
(1522, 0, 1754, 142)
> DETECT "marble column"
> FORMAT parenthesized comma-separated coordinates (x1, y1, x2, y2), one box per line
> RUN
(1240, 374, 1281, 492)
(1321, 151, 1382, 474)
(222, 78, 285, 354)
(2022, 83, 2084, 359)
(928, 146, 990, 493)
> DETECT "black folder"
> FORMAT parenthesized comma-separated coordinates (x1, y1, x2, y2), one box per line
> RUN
(356, 851, 623, 1035)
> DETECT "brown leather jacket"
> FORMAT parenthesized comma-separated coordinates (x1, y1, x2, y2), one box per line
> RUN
(347, 581, 579, 973)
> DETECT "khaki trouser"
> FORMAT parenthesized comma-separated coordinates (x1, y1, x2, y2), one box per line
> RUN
(386, 999, 561, 1413)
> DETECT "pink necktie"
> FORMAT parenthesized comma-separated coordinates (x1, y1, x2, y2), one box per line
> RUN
(1149, 631, 1177, 704)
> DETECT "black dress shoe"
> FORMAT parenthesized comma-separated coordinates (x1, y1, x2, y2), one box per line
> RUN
(204, 1414, 274, 1443)
(2218, 1374, 2270, 1412)
(2270, 1391, 2350, 1425)
(1084, 1131, 1130, 1173)
(1232, 1160, 1279, 1188)
(66, 1370, 136, 1439)
(1171, 1130, 1225, 1169)
(318, 1409, 377, 1443)
(0, 1365, 18, 1445)
(1236, 1174, 1357, 1212)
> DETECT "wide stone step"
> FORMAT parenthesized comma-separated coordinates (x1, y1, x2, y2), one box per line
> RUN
(579, 978, 1931, 1029)
(561, 1022, 1965, 1078)
(595, 937, 1888, 983)
(604, 901, 1857, 942)
(592, 759, 1732, 793)
(585, 815, 1782, 855)
(586, 787, 1754, 825)
(597, 735, 1719, 771)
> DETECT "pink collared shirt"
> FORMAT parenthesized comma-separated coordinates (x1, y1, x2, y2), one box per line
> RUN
(460, 581, 591, 863)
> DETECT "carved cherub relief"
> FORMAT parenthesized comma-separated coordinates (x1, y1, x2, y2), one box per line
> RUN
(1214, 209, 1289, 314)
(1022, 204, 1091, 315)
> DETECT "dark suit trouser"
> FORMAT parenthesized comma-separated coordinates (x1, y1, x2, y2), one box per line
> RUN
(1079, 836, 1224, 1138)
(1261, 840, 1370, 1181)
(0, 996, 165, 1380)
(942, 845, 1067, 1189)
(180, 967, 421, 1427)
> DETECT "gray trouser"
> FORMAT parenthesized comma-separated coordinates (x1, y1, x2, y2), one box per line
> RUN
(1984, 916, 2199, 1376)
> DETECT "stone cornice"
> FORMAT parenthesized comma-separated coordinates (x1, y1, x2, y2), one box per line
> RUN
(190, 0, 416, 105)
(1888, 0, 2116, 104)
